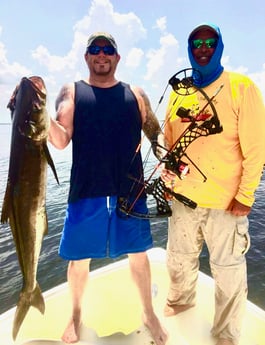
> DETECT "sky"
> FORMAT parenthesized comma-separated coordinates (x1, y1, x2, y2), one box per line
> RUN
(0, 0, 264, 123)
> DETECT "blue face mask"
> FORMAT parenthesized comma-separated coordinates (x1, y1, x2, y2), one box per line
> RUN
(188, 23, 224, 87)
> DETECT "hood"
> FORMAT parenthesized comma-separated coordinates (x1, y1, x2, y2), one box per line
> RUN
(188, 23, 224, 87)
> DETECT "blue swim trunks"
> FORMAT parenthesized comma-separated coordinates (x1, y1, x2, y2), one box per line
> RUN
(59, 196, 153, 260)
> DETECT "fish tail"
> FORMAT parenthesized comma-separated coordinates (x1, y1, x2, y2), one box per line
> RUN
(12, 283, 45, 340)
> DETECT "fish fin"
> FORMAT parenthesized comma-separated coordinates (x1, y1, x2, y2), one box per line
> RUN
(31, 283, 45, 313)
(12, 283, 45, 340)
(43, 142, 60, 184)
(1, 182, 11, 223)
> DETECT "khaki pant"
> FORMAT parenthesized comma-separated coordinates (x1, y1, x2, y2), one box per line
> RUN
(166, 201, 250, 344)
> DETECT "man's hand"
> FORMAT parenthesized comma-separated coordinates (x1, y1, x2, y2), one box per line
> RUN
(226, 198, 251, 216)
(151, 133, 168, 160)
(161, 168, 178, 183)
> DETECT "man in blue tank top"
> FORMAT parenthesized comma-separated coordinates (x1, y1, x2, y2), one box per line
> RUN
(48, 32, 168, 345)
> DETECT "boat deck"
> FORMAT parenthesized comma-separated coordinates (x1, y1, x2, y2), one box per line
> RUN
(1, 248, 265, 345)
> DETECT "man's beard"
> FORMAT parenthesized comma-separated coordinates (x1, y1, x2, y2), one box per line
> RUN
(93, 64, 112, 76)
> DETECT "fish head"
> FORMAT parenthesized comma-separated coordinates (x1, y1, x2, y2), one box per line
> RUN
(8, 76, 49, 141)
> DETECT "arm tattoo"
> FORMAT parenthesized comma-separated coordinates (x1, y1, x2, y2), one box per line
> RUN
(55, 84, 72, 111)
(139, 89, 166, 159)
(140, 89, 162, 141)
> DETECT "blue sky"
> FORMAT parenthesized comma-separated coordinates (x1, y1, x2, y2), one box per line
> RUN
(0, 0, 264, 123)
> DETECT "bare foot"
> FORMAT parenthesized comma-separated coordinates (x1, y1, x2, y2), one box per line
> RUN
(142, 311, 168, 345)
(164, 303, 194, 317)
(216, 339, 234, 345)
(61, 316, 81, 344)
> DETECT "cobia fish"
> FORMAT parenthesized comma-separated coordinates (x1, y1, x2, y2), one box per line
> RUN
(1, 76, 59, 340)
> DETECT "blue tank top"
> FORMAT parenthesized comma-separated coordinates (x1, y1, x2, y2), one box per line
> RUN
(68, 80, 145, 203)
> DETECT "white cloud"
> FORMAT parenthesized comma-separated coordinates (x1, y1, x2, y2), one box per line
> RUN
(145, 33, 183, 82)
(222, 55, 248, 74)
(222, 55, 265, 101)
(31, 45, 78, 72)
(0, 0, 150, 122)
(125, 48, 144, 69)
(0, 0, 265, 123)
(30, 0, 148, 80)
(154, 17, 167, 32)
(0, 40, 32, 122)
(0, 43, 31, 84)
(73, 0, 147, 52)
(249, 64, 265, 102)
(0, 0, 184, 122)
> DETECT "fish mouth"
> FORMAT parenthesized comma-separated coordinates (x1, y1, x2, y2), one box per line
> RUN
(7, 77, 47, 114)
(28, 76, 47, 97)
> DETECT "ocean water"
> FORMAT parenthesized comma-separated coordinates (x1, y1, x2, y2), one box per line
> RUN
(0, 123, 264, 315)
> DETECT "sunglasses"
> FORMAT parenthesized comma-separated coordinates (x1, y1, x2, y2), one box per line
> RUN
(87, 45, 116, 55)
(191, 38, 218, 49)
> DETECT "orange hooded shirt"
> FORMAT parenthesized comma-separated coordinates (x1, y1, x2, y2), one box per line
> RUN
(165, 71, 265, 208)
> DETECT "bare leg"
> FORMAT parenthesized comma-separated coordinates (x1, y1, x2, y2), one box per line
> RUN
(128, 252, 168, 345)
(61, 259, 91, 344)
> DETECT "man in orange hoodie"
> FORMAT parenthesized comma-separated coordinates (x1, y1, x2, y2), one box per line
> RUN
(162, 23, 265, 345)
